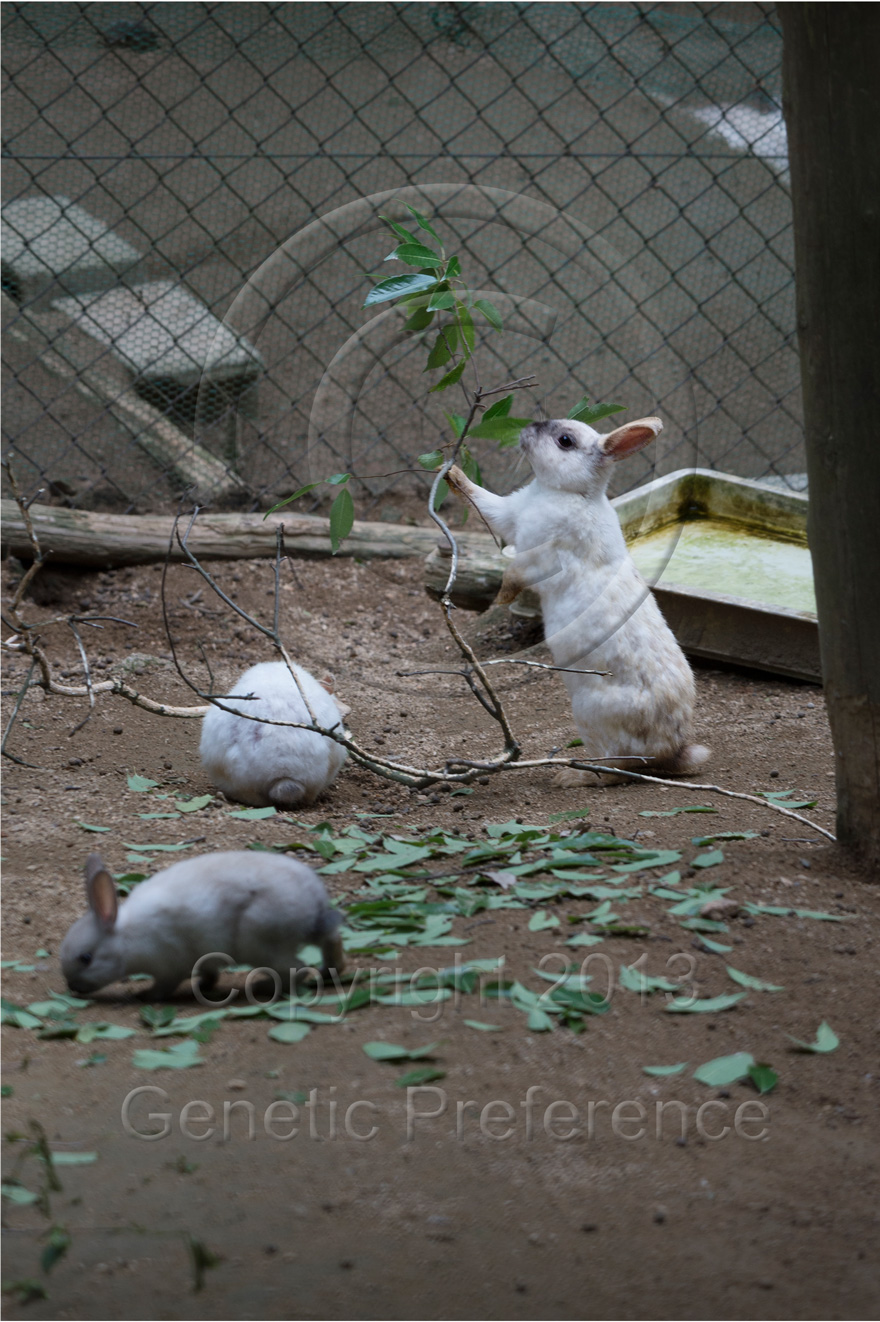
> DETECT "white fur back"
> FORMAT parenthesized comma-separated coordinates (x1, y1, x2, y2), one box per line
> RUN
(200, 662, 347, 807)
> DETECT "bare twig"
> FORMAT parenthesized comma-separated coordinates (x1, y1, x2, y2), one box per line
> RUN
(67, 618, 95, 736)
(1, 656, 39, 766)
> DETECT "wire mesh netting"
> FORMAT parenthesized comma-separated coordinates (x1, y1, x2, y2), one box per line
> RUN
(1, 1, 802, 521)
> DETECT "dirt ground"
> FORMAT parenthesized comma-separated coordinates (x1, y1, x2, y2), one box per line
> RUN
(1, 551, 878, 1321)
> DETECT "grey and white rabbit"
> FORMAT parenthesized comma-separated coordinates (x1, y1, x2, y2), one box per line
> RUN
(447, 415, 709, 784)
(60, 851, 345, 999)
(200, 661, 348, 808)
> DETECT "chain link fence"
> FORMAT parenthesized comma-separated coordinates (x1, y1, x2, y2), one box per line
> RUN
(1, 1, 801, 523)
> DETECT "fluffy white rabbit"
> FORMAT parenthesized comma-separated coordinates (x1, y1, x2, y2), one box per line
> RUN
(447, 415, 709, 784)
(200, 661, 348, 808)
(60, 851, 344, 999)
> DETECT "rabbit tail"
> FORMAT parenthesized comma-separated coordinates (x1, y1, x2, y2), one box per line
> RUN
(267, 777, 310, 808)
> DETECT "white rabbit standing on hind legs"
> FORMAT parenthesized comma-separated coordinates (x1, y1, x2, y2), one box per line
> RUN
(446, 415, 710, 787)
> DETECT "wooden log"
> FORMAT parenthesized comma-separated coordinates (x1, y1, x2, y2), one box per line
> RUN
(0, 500, 457, 567)
(1, 293, 246, 500)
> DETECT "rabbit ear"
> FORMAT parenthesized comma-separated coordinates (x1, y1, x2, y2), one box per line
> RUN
(84, 854, 118, 930)
(599, 416, 662, 461)
(318, 671, 336, 694)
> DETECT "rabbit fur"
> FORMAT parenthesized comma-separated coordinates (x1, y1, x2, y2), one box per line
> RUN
(60, 851, 344, 999)
(200, 661, 347, 808)
(447, 415, 709, 783)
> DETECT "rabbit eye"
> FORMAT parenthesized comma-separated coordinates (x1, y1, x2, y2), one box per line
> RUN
(557, 434, 575, 450)
(79, 953, 92, 966)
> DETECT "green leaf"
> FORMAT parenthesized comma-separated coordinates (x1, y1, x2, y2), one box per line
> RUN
(691, 831, 758, 844)
(425, 326, 457, 369)
(456, 302, 475, 352)
(527, 1007, 555, 1032)
(726, 966, 784, 992)
(431, 477, 449, 511)
(697, 936, 733, 954)
(418, 450, 445, 470)
(404, 305, 434, 332)
(566, 932, 604, 947)
(124, 840, 194, 854)
(74, 820, 111, 832)
(787, 1021, 839, 1053)
(748, 1063, 778, 1094)
(395, 1066, 446, 1088)
(568, 398, 627, 426)
(132, 1041, 204, 1070)
(427, 289, 457, 311)
(379, 216, 420, 244)
(141, 1004, 176, 1030)
(326, 472, 351, 485)
(362, 1040, 440, 1062)
(758, 790, 817, 808)
(473, 298, 503, 330)
(482, 394, 513, 420)
(267, 1022, 311, 1044)
(404, 204, 441, 242)
(386, 243, 443, 267)
(692, 849, 725, 868)
(548, 808, 591, 824)
(566, 738, 583, 748)
(446, 255, 461, 278)
(444, 411, 467, 437)
(467, 416, 532, 445)
(2, 1182, 38, 1204)
(665, 992, 746, 1014)
(49, 1151, 98, 1166)
(41, 1226, 71, 1276)
(175, 795, 212, 813)
(363, 273, 437, 307)
(528, 911, 560, 931)
(639, 805, 716, 817)
(642, 1062, 688, 1077)
(227, 806, 277, 820)
(76, 1023, 135, 1042)
(693, 1052, 755, 1087)
(618, 965, 678, 995)
(127, 774, 158, 793)
(0, 1084, 11, 1097)
(463, 1020, 502, 1032)
(429, 360, 467, 393)
(329, 486, 354, 554)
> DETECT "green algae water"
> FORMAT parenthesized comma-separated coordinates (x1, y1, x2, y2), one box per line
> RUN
(629, 519, 816, 616)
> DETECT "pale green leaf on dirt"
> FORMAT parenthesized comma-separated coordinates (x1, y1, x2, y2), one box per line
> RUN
(566, 932, 604, 947)
(692, 849, 725, 868)
(0, 1000, 42, 1030)
(639, 805, 716, 817)
(726, 966, 784, 992)
(267, 1022, 311, 1044)
(528, 910, 560, 931)
(76, 1023, 135, 1043)
(127, 774, 158, 792)
(1, 961, 36, 972)
(642, 1062, 688, 1077)
(749, 1063, 779, 1094)
(132, 1040, 204, 1070)
(759, 790, 818, 809)
(152, 1010, 230, 1037)
(463, 1020, 502, 1031)
(693, 1052, 755, 1086)
(787, 1021, 839, 1053)
(175, 795, 213, 813)
(697, 936, 733, 954)
(74, 820, 111, 832)
(49, 1151, 98, 1165)
(744, 903, 849, 922)
(548, 808, 591, 823)
(362, 1040, 440, 1062)
(395, 1066, 446, 1087)
(124, 841, 194, 853)
(527, 1007, 556, 1032)
(227, 806, 277, 820)
(691, 831, 758, 845)
(666, 992, 746, 1014)
(618, 965, 679, 995)
(2, 1182, 38, 1204)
